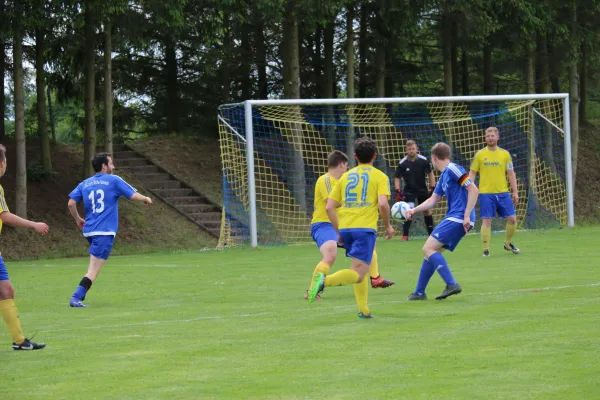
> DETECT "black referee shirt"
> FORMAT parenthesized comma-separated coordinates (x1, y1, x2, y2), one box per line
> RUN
(394, 154, 432, 193)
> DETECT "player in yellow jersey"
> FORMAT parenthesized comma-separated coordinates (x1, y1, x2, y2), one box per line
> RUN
(304, 151, 394, 300)
(308, 137, 394, 319)
(0, 145, 49, 350)
(469, 127, 521, 257)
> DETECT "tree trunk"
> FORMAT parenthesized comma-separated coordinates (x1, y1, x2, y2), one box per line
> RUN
(282, 1, 300, 99)
(83, 0, 96, 178)
(254, 11, 268, 99)
(384, 46, 393, 97)
(451, 22, 458, 96)
(13, 12, 27, 218)
(323, 22, 333, 99)
(241, 19, 252, 100)
(525, 47, 535, 94)
(346, 5, 354, 99)
(312, 27, 323, 98)
(568, 5, 579, 179)
(221, 16, 231, 103)
(47, 85, 56, 144)
(0, 40, 5, 141)
(547, 38, 561, 93)
(165, 36, 179, 133)
(483, 43, 493, 95)
(461, 47, 469, 95)
(442, 19, 452, 96)
(36, 28, 51, 171)
(375, 41, 385, 97)
(579, 40, 587, 124)
(536, 33, 550, 93)
(104, 21, 113, 154)
(358, 1, 368, 97)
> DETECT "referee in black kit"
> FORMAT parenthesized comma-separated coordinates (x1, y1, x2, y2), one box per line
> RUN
(394, 140, 436, 241)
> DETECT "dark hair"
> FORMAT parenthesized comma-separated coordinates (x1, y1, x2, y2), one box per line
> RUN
(354, 136, 377, 164)
(406, 140, 417, 148)
(92, 153, 111, 172)
(0, 144, 6, 163)
(431, 142, 451, 160)
(327, 150, 348, 168)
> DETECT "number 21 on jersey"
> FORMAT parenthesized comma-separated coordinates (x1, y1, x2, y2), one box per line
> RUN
(345, 172, 369, 202)
(88, 189, 105, 213)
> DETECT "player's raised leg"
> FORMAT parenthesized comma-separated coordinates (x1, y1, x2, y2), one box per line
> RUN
(70, 236, 113, 307)
(305, 236, 336, 300)
(422, 235, 462, 300)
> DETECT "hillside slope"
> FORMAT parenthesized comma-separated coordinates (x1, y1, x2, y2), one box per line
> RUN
(0, 140, 216, 260)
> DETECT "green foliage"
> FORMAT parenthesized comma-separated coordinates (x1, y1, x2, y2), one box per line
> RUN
(26, 158, 49, 182)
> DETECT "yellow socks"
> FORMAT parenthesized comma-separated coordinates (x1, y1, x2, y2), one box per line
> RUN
(369, 250, 379, 279)
(309, 261, 331, 289)
(506, 222, 517, 244)
(481, 225, 491, 250)
(0, 299, 25, 344)
(354, 276, 370, 315)
(325, 269, 360, 287)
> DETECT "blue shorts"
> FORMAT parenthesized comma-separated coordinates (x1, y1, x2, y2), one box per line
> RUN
(0, 255, 8, 281)
(86, 235, 115, 260)
(339, 229, 376, 264)
(479, 193, 516, 219)
(311, 222, 338, 249)
(431, 219, 472, 252)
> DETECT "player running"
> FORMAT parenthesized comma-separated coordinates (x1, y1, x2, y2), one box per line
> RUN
(305, 150, 394, 300)
(67, 153, 153, 308)
(405, 142, 479, 301)
(308, 137, 394, 318)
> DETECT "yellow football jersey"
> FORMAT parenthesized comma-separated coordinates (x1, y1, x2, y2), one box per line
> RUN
(311, 173, 337, 225)
(470, 147, 512, 194)
(0, 185, 9, 234)
(329, 165, 391, 231)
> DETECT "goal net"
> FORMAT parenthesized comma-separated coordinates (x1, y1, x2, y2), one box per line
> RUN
(217, 96, 572, 247)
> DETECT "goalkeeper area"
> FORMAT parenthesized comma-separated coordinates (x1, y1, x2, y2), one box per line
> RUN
(218, 95, 572, 247)
(4, 227, 599, 398)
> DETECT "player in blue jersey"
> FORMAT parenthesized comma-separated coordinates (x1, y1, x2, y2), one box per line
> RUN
(404, 142, 479, 301)
(67, 153, 153, 307)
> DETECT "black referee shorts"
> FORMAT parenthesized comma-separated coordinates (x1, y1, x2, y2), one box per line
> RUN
(403, 190, 430, 206)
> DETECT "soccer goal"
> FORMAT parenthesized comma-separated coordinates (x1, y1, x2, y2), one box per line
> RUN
(217, 94, 573, 248)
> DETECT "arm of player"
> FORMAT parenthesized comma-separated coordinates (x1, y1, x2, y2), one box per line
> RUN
(0, 212, 48, 235)
(462, 182, 479, 232)
(428, 171, 436, 192)
(468, 169, 477, 183)
(507, 168, 518, 205)
(68, 198, 85, 230)
(325, 199, 340, 232)
(405, 193, 442, 220)
(378, 194, 394, 239)
(130, 192, 153, 205)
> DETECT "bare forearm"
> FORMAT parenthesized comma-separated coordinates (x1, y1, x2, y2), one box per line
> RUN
(412, 196, 438, 214)
(68, 204, 81, 222)
(465, 185, 479, 216)
(469, 170, 477, 183)
(508, 171, 518, 193)
(394, 177, 401, 191)
(130, 192, 148, 202)
(428, 173, 435, 188)
(379, 203, 391, 227)
(0, 212, 37, 230)
(326, 209, 339, 231)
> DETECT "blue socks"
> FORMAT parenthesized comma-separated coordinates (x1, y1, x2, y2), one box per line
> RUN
(72, 286, 87, 301)
(414, 258, 436, 295)
(428, 252, 457, 286)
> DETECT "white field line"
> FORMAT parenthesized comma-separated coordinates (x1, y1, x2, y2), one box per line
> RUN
(38, 281, 600, 334)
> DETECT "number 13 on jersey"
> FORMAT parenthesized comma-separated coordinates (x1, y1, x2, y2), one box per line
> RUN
(88, 189, 105, 214)
(345, 172, 369, 202)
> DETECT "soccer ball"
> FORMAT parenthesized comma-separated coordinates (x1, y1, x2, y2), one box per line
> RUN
(391, 201, 412, 221)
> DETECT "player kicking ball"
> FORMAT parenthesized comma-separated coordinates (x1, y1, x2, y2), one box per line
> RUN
(67, 153, 153, 308)
(405, 143, 479, 301)
(308, 137, 394, 318)
(304, 150, 394, 301)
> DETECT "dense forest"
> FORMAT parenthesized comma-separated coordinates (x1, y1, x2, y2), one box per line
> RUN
(1, 0, 599, 218)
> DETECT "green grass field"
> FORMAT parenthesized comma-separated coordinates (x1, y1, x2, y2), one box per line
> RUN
(1, 226, 600, 399)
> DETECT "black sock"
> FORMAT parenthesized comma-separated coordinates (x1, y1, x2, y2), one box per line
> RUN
(79, 277, 93, 291)
(403, 220, 412, 236)
(424, 215, 434, 235)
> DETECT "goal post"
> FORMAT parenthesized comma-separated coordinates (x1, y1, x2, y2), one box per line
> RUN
(218, 94, 573, 248)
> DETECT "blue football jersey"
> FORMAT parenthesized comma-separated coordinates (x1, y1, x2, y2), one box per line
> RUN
(433, 162, 476, 224)
(68, 174, 137, 237)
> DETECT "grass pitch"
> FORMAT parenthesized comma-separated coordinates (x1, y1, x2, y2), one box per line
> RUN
(2, 226, 600, 399)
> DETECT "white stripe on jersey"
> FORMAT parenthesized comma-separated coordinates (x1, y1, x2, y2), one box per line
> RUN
(398, 156, 407, 165)
(446, 217, 475, 226)
(115, 175, 137, 193)
(448, 163, 464, 178)
(417, 154, 427, 160)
